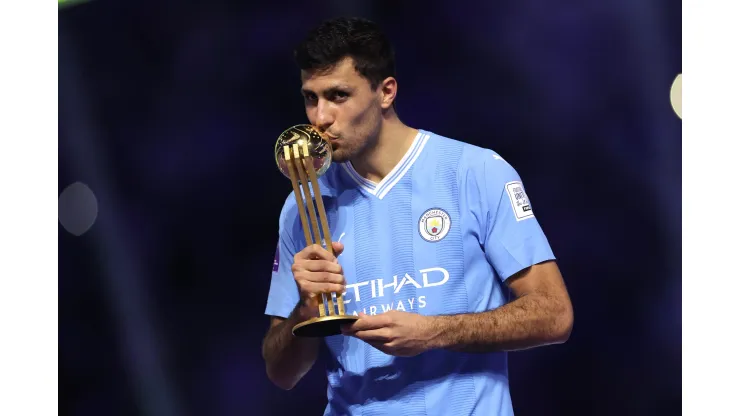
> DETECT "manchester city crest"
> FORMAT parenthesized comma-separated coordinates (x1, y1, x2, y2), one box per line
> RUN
(418, 208, 451, 242)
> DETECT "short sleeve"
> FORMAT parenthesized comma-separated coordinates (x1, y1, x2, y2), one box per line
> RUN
(264, 195, 302, 318)
(480, 152, 556, 281)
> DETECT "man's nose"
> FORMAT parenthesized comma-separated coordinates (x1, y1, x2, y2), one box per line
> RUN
(315, 100, 335, 132)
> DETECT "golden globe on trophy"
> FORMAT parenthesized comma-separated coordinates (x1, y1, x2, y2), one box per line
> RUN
(274, 124, 359, 337)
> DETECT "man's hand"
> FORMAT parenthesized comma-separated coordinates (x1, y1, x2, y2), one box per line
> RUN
(292, 242, 345, 320)
(341, 310, 438, 357)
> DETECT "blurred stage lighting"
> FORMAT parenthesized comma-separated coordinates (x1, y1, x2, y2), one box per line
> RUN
(670, 74, 682, 119)
(59, 0, 93, 9)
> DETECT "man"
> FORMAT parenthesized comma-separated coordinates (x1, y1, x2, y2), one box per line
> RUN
(262, 16, 573, 416)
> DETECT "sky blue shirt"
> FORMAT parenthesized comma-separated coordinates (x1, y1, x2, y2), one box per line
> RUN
(265, 129, 556, 415)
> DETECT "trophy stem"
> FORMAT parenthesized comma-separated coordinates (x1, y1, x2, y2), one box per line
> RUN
(283, 144, 327, 318)
(292, 144, 323, 248)
(304, 153, 346, 316)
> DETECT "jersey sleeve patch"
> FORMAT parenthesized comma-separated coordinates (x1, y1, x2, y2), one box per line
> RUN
(272, 243, 280, 272)
(505, 181, 534, 221)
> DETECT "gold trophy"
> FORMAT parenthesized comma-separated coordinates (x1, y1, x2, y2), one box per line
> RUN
(274, 124, 359, 337)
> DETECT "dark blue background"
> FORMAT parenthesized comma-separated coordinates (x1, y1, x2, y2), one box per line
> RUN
(59, 1, 682, 415)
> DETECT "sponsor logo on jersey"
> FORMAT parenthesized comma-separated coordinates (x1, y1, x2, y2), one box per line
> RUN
(342, 267, 449, 315)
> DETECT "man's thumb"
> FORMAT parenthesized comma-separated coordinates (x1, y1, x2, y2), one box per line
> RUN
(331, 241, 345, 257)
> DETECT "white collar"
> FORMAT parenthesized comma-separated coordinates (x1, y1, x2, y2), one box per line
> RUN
(341, 131, 430, 199)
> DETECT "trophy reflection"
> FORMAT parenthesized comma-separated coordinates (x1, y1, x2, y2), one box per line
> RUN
(274, 124, 359, 337)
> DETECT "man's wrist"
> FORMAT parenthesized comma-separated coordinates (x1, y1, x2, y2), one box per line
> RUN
(424, 314, 458, 350)
(295, 297, 320, 322)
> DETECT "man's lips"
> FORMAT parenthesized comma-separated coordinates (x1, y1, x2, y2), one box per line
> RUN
(315, 128, 339, 143)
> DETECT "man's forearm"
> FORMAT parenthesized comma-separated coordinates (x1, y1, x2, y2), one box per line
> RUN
(429, 292, 573, 353)
(262, 304, 321, 390)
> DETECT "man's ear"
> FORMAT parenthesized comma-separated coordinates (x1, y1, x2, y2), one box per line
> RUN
(378, 77, 397, 110)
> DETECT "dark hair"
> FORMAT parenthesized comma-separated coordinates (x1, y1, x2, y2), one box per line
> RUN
(294, 17, 396, 90)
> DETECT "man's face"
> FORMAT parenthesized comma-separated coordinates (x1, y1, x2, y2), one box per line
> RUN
(300, 57, 383, 163)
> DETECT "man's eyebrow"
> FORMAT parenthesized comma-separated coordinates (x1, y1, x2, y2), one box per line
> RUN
(300, 85, 352, 96)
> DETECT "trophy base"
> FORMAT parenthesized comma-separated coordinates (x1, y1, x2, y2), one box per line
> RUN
(292, 315, 360, 337)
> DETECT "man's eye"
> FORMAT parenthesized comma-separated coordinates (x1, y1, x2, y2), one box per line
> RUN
(333, 91, 349, 100)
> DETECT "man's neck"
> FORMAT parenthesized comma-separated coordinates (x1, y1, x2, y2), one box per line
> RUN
(350, 118, 418, 184)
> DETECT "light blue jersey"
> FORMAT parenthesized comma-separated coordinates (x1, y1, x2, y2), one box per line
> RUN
(265, 130, 556, 415)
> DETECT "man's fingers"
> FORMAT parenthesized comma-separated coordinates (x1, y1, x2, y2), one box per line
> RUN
(295, 271, 344, 285)
(300, 260, 343, 274)
(342, 314, 391, 333)
(332, 241, 344, 257)
(349, 328, 392, 343)
(295, 244, 336, 262)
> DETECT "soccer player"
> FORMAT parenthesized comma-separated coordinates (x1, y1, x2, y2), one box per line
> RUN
(262, 17, 573, 416)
